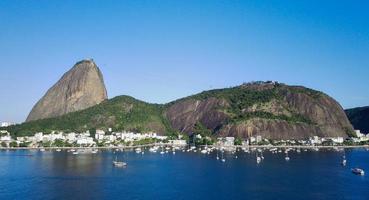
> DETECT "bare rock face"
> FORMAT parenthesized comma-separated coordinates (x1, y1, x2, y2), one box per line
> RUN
(26, 59, 108, 122)
(165, 97, 229, 133)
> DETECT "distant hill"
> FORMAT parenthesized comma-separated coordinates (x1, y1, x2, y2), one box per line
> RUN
(345, 106, 369, 134)
(4, 82, 355, 140)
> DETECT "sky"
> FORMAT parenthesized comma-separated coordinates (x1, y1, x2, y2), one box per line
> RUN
(0, 0, 368, 123)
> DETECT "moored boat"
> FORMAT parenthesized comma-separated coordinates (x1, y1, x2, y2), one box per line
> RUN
(352, 168, 365, 175)
(113, 156, 127, 167)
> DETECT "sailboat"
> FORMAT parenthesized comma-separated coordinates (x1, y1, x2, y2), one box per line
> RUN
(113, 155, 127, 167)
(221, 150, 226, 162)
(216, 149, 220, 160)
(285, 151, 290, 161)
(342, 155, 347, 166)
(256, 152, 261, 164)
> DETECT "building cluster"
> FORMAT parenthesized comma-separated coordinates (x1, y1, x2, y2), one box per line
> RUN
(1, 128, 369, 148)
(0, 129, 169, 147)
(350, 130, 369, 143)
(215, 135, 347, 147)
(94, 130, 168, 144)
(0, 122, 14, 127)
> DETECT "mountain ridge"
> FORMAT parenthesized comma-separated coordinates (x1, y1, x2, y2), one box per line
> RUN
(5, 81, 354, 140)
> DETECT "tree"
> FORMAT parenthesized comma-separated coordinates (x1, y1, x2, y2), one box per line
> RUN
(234, 137, 243, 146)
(1, 142, 7, 147)
(53, 139, 65, 147)
(193, 122, 212, 136)
(9, 141, 18, 148)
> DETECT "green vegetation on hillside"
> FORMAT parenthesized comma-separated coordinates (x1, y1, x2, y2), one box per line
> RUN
(346, 106, 369, 134)
(5, 96, 174, 137)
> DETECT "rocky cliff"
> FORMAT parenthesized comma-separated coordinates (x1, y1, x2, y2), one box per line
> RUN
(165, 82, 354, 139)
(26, 59, 108, 122)
(346, 106, 369, 134)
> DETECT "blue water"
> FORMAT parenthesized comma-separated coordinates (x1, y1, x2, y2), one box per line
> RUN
(0, 148, 368, 200)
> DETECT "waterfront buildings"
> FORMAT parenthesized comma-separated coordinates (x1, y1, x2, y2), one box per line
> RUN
(0, 122, 14, 127)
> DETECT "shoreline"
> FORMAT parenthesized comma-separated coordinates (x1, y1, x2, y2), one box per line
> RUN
(1, 144, 369, 150)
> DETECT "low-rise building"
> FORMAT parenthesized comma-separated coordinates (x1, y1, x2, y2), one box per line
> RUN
(224, 137, 235, 146)
(170, 139, 187, 146)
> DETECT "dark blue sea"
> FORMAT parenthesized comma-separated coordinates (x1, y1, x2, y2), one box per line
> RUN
(0, 148, 369, 200)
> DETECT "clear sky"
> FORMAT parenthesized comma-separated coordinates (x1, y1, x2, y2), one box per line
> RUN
(0, 0, 368, 123)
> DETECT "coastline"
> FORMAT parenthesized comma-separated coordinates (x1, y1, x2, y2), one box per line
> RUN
(1, 144, 369, 150)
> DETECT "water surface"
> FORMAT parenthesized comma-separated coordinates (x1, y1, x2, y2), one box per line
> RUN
(0, 148, 368, 200)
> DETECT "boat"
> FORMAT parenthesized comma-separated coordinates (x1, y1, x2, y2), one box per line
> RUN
(257, 156, 261, 164)
(221, 151, 226, 162)
(352, 168, 365, 175)
(91, 149, 98, 154)
(342, 159, 347, 166)
(113, 156, 127, 167)
(285, 151, 290, 161)
(72, 151, 79, 155)
(200, 149, 207, 154)
(56, 149, 62, 152)
(40, 148, 45, 152)
(135, 148, 142, 154)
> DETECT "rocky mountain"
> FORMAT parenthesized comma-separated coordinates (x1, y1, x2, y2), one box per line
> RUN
(165, 82, 354, 139)
(7, 62, 355, 140)
(346, 106, 369, 134)
(26, 59, 108, 122)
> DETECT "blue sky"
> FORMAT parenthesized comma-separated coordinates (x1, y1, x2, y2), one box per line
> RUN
(0, 0, 368, 123)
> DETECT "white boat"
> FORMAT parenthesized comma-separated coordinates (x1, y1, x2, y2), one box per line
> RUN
(352, 168, 365, 175)
(40, 148, 45, 152)
(285, 152, 290, 161)
(257, 156, 261, 164)
(72, 151, 79, 155)
(92, 149, 98, 154)
(160, 151, 165, 155)
(135, 148, 142, 154)
(56, 149, 62, 152)
(113, 156, 127, 167)
(149, 147, 159, 153)
(342, 159, 347, 166)
(200, 149, 208, 154)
